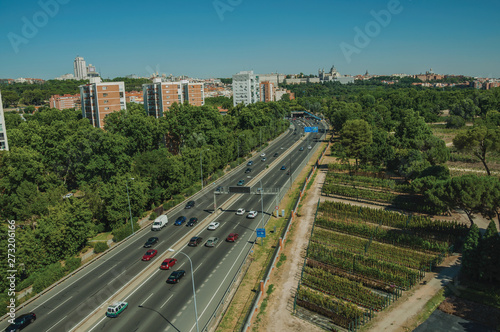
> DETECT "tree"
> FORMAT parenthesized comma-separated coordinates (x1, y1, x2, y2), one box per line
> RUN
(1, 91, 20, 107)
(461, 224, 481, 280)
(450, 98, 480, 120)
(480, 220, 500, 282)
(338, 119, 372, 168)
(453, 126, 500, 176)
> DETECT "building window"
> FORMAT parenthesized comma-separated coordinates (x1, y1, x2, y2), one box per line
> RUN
(103, 93, 108, 97)
(102, 86, 107, 90)
(167, 101, 170, 104)
(104, 107, 109, 110)
(103, 100, 108, 104)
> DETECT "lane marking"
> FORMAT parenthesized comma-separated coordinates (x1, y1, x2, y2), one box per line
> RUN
(46, 315, 67, 332)
(161, 294, 174, 308)
(47, 296, 73, 315)
(141, 292, 155, 306)
(193, 263, 203, 274)
(97, 263, 118, 279)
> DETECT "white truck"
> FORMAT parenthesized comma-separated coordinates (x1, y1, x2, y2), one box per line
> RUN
(151, 215, 168, 231)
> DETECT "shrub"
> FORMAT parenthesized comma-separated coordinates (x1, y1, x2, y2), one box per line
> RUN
(446, 115, 465, 129)
(32, 263, 66, 293)
(93, 241, 109, 253)
(112, 221, 140, 242)
(149, 212, 157, 220)
(65, 257, 81, 272)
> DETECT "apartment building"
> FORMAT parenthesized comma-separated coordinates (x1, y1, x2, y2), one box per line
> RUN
(74, 56, 87, 80)
(143, 78, 204, 118)
(232, 71, 260, 106)
(0, 91, 9, 151)
(79, 77, 126, 129)
(49, 94, 80, 110)
(259, 81, 275, 102)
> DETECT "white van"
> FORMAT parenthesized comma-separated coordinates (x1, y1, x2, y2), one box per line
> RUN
(151, 215, 168, 231)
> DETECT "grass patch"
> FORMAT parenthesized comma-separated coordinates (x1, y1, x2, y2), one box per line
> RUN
(89, 232, 111, 242)
(276, 254, 287, 268)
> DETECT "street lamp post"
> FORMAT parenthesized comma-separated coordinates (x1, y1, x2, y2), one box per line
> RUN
(167, 249, 199, 332)
(126, 177, 135, 234)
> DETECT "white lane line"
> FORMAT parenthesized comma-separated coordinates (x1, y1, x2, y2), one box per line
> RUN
(124, 269, 160, 301)
(141, 292, 154, 306)
(47, 296, 73, 315)
(88, 317, 106, 332)
(193, 263, 203, 274)
(160, 294, 174, 308)
(97, 263, 118, 279)
(46, 315, 67, 332)
(189, 241, 253, 332)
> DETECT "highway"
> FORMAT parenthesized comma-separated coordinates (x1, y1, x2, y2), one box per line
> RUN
(1, 118, 326, 332)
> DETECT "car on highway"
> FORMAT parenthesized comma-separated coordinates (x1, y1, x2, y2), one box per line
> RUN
(143, 237, 159, 248)
(185, 200, 195, 209)
(261, 157, 266, 162)
(273, 152, 279, 157)
(215, 186, 223, 194)
(186, 217, 198, 227)
(280, 165, 286, 170)
(208, 222, 220, 230)
(106, 302, 127, 318)
(4, 312, 36, 331)
(299, 147, 304, 151)
(247, 211, 258, 218)
(142, 249, 158, 261)
(260, 152, 266, 157)
(237, 179, 245, 186)
(188, 236, 203, 247)
(205, 237, 219, 247)
(160, 258, 177, 270)
(226, 233, 239, 242)
(247, 160, 254, 166)
(167, 270, 186, 284)
(308, 145, 312, 150)
(236, 208, 245, 215)
(174, 216, 187, 225)
(245, 168, 252, 173)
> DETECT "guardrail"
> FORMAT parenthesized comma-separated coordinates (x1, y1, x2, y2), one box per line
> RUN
(240, 128, 331, 331)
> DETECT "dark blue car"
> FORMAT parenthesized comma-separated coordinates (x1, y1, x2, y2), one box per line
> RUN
(174, 216, 187, 226)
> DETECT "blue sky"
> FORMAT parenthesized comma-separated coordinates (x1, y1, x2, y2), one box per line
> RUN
(1, 0, 499, 79)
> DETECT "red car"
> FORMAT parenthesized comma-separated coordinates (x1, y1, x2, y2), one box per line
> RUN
(226, 233, 239, 242)
(142, 249, 158, 261)
(160, 258, 177, 270)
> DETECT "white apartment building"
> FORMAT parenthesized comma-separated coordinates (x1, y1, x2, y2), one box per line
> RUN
(74, 56, 87, 80)
(0, 90, 9, 151)
(232, 71, 260, 106)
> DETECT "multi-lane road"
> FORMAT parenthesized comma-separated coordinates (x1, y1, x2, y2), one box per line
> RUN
(2, 119, 326, 332)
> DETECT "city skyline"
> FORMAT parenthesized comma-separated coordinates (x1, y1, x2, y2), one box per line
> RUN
(1, 0, 500, 80)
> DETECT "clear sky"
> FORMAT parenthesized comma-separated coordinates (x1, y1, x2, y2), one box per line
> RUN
(1, 0, 499, 79)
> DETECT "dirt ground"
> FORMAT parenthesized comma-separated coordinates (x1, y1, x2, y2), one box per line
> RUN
(438, 295, 500, 329)
(254, 152, 478, 332)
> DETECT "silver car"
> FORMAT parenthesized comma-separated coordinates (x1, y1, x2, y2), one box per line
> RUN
(205, 237, 219, 247)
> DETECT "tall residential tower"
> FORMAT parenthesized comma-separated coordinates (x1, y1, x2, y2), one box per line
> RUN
(0, 90, 9, 151)
(232, 71, 260, 106)
(74, 56, 87, 80)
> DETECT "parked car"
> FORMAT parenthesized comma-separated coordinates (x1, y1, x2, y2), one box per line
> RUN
(236, 208, 245, 215)
(167, 270, 186, 284)
(208, 222, 220, 230)
(174, 216, 187, 226)
(62, 193, 73, 199)
(247, 160, 254, 166)
(185, 200, 195, 209)
(280, 165, 286, 170)
(247, 211, 258, 218)
(142, 249, 158, 261)
(160, 258, 177, 270)
(205, 237, 219, 247)
(143, 237, 159, 248)
(106, 302, 127, 318)
(237, 180, 245, 186)
(245, 168, 252, 173)
(4, 312, 36, 331)
(188, 236, 203, 247)
(186, 217, 198, 227)
(151, 215, 168, 231)
(226, 233, 239, 242)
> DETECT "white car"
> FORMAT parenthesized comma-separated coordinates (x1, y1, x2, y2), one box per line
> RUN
(247, 211, 258, 219)
(207, 222, 220, 230)
(236, 208, 246, 215)
(308, 145, 312, 150)
(260, 152, 266, 157)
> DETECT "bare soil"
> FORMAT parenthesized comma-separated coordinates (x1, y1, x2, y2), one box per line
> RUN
(438, 295, 500, 329)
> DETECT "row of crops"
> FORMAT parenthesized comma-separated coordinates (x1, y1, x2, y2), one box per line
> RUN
(295, 198, 465, 330)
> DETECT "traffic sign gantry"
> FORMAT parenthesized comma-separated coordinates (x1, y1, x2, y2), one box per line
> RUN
(304, 126, 318, 133)
(229, 186, 251, 194)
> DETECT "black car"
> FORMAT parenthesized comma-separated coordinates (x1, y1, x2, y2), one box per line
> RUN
(186, 217, 198, 227)
(188, 236, 203, 246)
(143, 237, 159, 248)
(247, 160, 253, 166)
(245, 168, 252, 173)
(167, 270, 186, 283)
(5, 313, 36, 331)
(185, 201, 195, 209)
(273, 153, 279, 157)
(299, 147, 304, 151)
